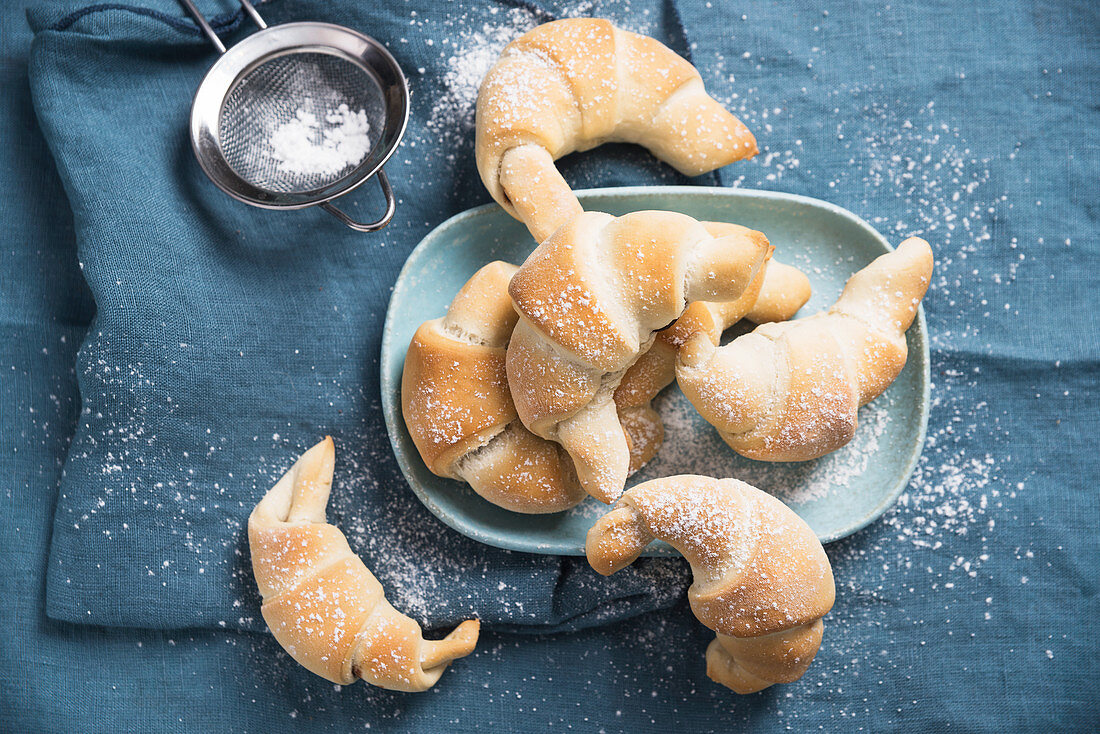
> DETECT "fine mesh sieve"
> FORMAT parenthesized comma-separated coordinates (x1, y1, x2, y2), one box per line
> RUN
(181, 0, 409, 231)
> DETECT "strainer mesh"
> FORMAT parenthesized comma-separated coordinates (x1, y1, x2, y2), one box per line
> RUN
(219, 52, 384, 194)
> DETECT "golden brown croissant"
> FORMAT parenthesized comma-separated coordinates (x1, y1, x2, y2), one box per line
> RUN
(614, 222, 812, 471)
(677, 237, 934, 461)
(476, 18, 757, 242)
(249, 438, 480, 691)
(506, 211, 771, 504)
(586, 476, 835, 694)
(401, 262, 586, 514)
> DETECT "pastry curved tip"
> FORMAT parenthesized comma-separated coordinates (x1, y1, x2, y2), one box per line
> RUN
(706, 620, 825, 692)
(711, 224, 772, 266)
(449, 619, 481, 651)
(748, 260, 813, 324)
(897, 235, 932, 253)
(585, 505, 649, 576)
(315, 435, 336, 465)
(705, 638, 773, 695)
(557, 438, 623, 505)
(745, 136, 760, 160)
(684, 223, 771, 304)
(285, 436, 336, 523)
(620, 405, 664, 475)
(420, 619, 481, 670)
(582, 481, 624, 506)
(291, 436, 336, 489)
(712, 99, 758, 163)
(892, 236, 934, 269)
(556, 409, 631, 505)
(249, 436, 337, 529)
(676, 330, 717, 370)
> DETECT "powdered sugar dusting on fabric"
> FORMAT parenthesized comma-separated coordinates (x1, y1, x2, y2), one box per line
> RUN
(424, 7, 542, 150)
(421, 2, 661, 152)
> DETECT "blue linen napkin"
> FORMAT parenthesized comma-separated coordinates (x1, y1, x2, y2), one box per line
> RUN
(27, 0, 703, 631)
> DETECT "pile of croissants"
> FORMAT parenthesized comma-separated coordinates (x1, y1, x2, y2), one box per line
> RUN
(248, 19, 933, 695)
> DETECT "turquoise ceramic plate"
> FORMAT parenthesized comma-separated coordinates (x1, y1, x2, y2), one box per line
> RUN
(381, 187, 930, 554)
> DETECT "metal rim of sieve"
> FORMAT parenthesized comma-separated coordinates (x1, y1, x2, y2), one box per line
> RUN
(184, 2, 408, 232)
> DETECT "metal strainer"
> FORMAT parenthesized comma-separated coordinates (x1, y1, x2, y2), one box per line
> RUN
(182, 0, 409, 231)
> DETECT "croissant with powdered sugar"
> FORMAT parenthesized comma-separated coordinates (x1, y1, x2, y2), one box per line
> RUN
(586, 475, 835, 693)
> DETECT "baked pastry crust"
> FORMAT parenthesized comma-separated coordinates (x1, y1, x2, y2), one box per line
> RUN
(586, 475, 835, 693)
(476, 18, 757, 242)
(677, 237, 934, 461)
(507, 210, 770, 503)
(402, 262, 586, 513)
(249, 438, 480, 691)
(614, 222, 812, 470)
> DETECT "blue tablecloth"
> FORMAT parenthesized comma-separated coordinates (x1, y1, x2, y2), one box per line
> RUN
(2, 0, 1097, 731)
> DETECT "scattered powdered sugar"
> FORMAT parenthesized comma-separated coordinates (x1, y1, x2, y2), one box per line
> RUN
(680, 32, 1029, 521)
(247, 411, 689, 629)
(266, 103, 371, 177)
(421, 1, 659, 152)
(667, 20, 1055, 716)
(422, 6, 541, 151)
(879, 367, 1005, 552)
(622, 388, 891, 507)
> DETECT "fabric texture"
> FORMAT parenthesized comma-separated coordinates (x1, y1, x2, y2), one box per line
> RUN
(2, 0, 1097, 731)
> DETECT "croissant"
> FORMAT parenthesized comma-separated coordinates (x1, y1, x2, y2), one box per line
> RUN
(401, 262, 586, 513)
(586, 476, 835, 694)
(476, 18, 757, 242)
(676, 237, 933, 461)
(506, 210, 771, 503)
(614, 222, 812, 471)
(248, 437, 480, 691)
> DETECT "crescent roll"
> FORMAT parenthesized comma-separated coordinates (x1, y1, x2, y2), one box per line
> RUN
(586, 475, 835, 694)
(249, 438, 480, 691)
(614, 222, 812, 471)
(402, 262, 587, 514)
(677, 237, 934, 461)
(476, 18, 758, 242)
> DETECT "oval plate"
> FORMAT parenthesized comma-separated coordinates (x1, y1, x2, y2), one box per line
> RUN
(381, 186, 930, 554)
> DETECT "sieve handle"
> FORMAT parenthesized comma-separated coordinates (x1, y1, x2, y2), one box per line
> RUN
(320, 169, 396, 233)
(178, 0, 267, 55)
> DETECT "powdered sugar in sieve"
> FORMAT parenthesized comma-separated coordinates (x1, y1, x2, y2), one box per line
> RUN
(218, 52, 383, 194)
(267, 103, 371, 178)
(183, 0, 408, 231)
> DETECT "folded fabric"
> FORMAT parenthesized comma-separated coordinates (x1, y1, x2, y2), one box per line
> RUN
(27, 0, 704, 631)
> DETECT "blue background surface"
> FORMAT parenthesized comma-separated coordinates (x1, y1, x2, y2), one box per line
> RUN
(2, 0, 1097, 731)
